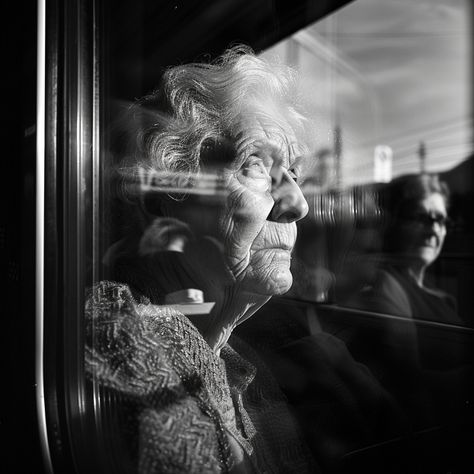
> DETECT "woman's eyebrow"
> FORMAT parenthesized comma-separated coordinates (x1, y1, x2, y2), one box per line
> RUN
(239, 134, 302, 169)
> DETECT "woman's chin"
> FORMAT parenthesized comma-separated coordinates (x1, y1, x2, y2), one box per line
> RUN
(250, 265, 293, 296)
(270, 274, 293, 295)
(240, 248, 294, 296)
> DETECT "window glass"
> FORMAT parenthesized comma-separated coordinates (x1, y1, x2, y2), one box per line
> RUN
(83, 1, 474, 472)
(259, 0, 474, 324)
(264, 0, 471, 184)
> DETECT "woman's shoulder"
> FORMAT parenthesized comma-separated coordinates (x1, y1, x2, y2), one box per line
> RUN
(85, 279, 146, 316)
(86, 280, 200, 329)
(86, 281, 230, 472)
(85, 280, 201, 397)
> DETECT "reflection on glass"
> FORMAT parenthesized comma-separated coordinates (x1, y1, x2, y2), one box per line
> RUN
(347, 173, 472, 424)
(250, 1, 473, 472)
(87, 1, 473, 473)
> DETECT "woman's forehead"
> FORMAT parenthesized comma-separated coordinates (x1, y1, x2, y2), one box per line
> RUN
(233, 112, 302, 159)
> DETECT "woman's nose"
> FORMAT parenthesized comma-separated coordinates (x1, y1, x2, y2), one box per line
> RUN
(268, 169, 309, 223)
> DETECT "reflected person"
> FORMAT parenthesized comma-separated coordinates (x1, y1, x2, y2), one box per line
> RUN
(359, 173, 460, 325)
(85, 46, 318, 473)
(349, 173, 471, 428)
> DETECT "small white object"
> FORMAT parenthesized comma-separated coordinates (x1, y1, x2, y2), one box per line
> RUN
(374, 145, 393, 183)
(163, 288, 214, 315)
(165, 288, 204, 304)
(167, 302, 215, 315)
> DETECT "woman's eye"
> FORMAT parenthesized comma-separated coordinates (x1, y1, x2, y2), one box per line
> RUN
(242, 157, 270, 177)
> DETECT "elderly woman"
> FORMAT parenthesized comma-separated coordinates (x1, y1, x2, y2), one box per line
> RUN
(85, 46, 317, 473)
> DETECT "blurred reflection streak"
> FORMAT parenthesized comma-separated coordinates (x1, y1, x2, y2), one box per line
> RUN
(290, 183, 383, 305)
(138, 169, 228, 196)
(301, 185, 382, 225)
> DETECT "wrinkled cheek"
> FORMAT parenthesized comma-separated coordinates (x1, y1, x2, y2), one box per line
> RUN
(245, 250, 293, 295)
(231, 195, 274, 226)
(219, 187, 274, 252)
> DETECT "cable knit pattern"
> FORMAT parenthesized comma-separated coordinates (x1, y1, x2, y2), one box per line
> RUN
(85, 280, 317, 473)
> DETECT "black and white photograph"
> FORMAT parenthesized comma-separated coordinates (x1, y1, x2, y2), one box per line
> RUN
(3, 1, 474, 473)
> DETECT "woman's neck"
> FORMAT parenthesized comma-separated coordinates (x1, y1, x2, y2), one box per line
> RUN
(173, 237, 271, 355)
(188, 289, 270, 355)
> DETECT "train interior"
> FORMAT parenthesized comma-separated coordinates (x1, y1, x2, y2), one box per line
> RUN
(4, 0, 474, 473)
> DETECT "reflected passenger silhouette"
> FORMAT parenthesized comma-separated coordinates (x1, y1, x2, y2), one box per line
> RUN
(348, 173, 472, 429)
(366, 173, 456, 322)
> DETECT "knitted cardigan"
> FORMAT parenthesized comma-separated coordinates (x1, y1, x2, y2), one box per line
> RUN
(85, 280, 317, 473)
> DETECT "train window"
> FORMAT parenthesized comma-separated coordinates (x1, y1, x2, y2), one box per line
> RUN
(35, 0, 473, 473)
(245, 3, 474, 473)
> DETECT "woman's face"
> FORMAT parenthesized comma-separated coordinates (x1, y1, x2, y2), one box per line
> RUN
(398, 192, 448, 269)
(169, 106, 309, 297)
(219, 110, 309, 295)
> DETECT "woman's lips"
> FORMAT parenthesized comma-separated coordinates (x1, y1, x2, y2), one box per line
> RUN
(250, 222, 297, 253)
(259, 242, 294, 251)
